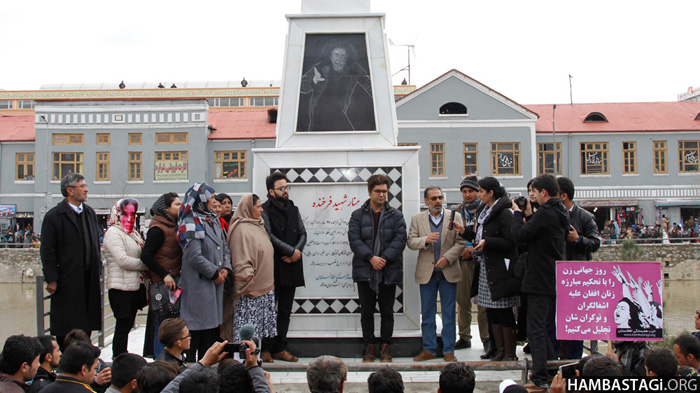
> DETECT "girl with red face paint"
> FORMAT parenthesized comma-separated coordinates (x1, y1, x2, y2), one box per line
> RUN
(103, 198, 148, 356)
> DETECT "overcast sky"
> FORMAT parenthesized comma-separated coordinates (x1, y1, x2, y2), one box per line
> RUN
(2, 0, 698, 104)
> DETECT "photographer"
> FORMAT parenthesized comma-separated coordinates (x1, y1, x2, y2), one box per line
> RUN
(161, 340, 271, 393)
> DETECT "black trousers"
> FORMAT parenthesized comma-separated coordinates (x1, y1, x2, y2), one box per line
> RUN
(108, 287, 146, 357)
(357, 282, 396, 345)
(187, 328, 220, 362)
(527, 294, 556, 386)
(274, 285, 296, 353)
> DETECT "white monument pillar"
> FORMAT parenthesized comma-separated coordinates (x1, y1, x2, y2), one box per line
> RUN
(253, 0, 422, 356)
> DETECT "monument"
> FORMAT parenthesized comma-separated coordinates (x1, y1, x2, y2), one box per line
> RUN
(253, 0, 422, 356)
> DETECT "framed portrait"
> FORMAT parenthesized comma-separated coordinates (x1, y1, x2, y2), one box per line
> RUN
(296, 33, 376, 132)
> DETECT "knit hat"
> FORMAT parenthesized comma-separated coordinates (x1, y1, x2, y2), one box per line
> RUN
(460, 176, 479, 191)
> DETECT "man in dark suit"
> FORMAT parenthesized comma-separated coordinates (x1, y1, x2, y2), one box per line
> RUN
(41, 173, 102, 349)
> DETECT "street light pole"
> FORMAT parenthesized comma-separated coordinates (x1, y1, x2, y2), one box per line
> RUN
(38, 116, 51, 223)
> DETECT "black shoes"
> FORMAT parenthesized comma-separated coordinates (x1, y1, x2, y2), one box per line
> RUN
(454, 339, 472, 349)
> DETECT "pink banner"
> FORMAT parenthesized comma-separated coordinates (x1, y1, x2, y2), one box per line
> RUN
(556, 261, 663, 341)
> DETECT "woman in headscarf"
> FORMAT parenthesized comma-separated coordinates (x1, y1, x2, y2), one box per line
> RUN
(215, 193, 234, 228)
(222, 194, 277, 362)
(177, 182, 232, 361)
(140, 192, 182, 357)
(453, 177, 520, 361)
(103, 198, 148, 357)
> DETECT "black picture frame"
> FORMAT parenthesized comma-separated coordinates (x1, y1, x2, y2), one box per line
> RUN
(297, 33, 376, 132)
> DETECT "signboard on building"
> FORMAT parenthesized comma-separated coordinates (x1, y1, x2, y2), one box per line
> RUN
(155, 160, 188, 181)
(0, 205, 16, 218)
(556, 261, 662, 341)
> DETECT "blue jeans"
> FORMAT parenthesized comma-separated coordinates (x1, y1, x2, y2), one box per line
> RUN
(419, 270, 457, 355)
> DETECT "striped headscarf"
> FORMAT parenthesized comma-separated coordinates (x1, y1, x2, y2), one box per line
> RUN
(177, 182, 217, 248)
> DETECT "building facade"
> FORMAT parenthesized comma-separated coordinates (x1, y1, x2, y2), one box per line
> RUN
(1, 75, 699, 233)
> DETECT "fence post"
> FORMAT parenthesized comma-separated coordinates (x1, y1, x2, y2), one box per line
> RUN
(99, 262, 105, 348)
(36, 275, 45, 336)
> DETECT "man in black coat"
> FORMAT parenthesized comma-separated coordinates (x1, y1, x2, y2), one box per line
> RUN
(261, 172, 307, 362)
(511, 174, 569, 389)
(557, 176, 602, 359)
(40, 173, 102, 349)
(348, 174, 407, 363)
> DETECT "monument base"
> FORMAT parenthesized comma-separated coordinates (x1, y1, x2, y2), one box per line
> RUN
(287, 329, 440, 358)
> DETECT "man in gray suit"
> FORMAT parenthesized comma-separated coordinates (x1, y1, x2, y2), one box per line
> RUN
(407, 186, 465, 362)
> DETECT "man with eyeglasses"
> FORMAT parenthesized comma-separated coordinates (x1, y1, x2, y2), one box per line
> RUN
(408, 186, 466, 362)
(348, 174, 407, 362)
(261, 172, 307, 362)
(156, 318, 190, 371)
(41, 173, 102, 350)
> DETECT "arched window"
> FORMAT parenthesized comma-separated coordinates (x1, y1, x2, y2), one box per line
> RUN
(439, 102, 467, 115)
(584, 112, 608, 122)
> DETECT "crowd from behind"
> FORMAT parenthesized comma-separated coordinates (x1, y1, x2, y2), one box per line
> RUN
(3, 323, 700, 393)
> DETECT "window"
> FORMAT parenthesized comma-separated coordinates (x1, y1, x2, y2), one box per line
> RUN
(430, 143, 445, 177)
(17, 100, 34, 109)
(209, 97, 243, 107)
(52, 134, 84, 145)
(580, 142, 609, 175)
(155, 151, 188, 181)
(439, 102, 467, 115)
(653, 141, 667, 174)
(128, 152, 142, 181)
(52, 153, 83, 180)
(249, 97, 278, 107)
(16, 153, 34, 181)
(96, 133, 110, 145)
(96, 152, 110, 181)
(584, 112, 608, 122)
(622, 142, 637, 174)
(155, 133, 188, 144)
(129, 133, 142, 145)
(463, 143, 478, 175)
(538, 143, 561, 175)
(491, 142, 520, 176)
(679, 141, 700, 173)
(215, 151, 247, 179)
(0, 101, 12, 109)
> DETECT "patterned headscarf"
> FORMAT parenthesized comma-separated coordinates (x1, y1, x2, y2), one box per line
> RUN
(109, 198, 144, 247)
(177, 182, 217, 248)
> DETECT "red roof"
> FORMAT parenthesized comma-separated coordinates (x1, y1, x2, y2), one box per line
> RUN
(0, 115, 36, 142)
(208, 110, 276, 140)
(526, 102, 700, 134)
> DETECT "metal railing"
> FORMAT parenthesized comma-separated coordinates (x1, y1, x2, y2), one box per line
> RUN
(35, 264, 122, 348)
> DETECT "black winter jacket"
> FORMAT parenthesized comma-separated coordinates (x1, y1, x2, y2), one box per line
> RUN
(348, 200, 407, 285)
(566, 204, 601, 261)
(262, 197, 307, 287)
(512, 197, 569, 297)
(462, 196, 520, 301)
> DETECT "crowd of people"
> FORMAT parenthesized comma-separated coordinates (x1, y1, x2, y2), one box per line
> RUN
(601, 219, 699, 244)
(0, 170, 693, 393)
(0, 225, 40, 248)
(3, 323, 700, 393)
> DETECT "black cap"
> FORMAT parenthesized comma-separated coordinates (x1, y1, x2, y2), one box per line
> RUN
(460, 176, 479, 191)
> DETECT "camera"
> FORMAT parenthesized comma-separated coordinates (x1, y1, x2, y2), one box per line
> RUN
(513, 196, 528, 211)
(223, 337, 261, 362)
